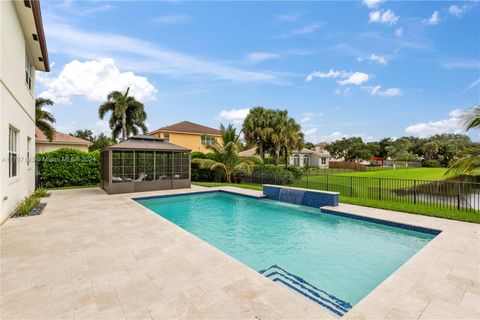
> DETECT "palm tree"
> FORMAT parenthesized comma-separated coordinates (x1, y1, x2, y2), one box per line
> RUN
(243, 107, 268, 160)
(447, 106, 480, 175)
(98, 87, 147, 141)
(280, 118, 304, 168)
(193, 124, 262, 182)
(35, 97, 56, 141)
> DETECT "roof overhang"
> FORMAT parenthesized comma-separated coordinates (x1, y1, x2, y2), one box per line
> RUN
(13, 0, 49, 72)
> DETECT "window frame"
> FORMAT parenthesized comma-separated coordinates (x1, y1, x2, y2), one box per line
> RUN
(27, 136, 31, 166)
(25, 49, 33, 91)
(9, 126, 18, 178)
(201, 135, 216, 146)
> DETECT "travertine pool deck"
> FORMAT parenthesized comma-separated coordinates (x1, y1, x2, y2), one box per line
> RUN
(1, 186, 479, 320)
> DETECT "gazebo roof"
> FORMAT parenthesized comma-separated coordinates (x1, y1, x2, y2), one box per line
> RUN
(105, 135, 190, 151)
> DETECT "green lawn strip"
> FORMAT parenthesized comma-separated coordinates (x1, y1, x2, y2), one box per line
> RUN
(339, 196, 480, 224)
(334, 168, 449, 180)
(192, 182, 263, 191)
(46, 184, 100, 191)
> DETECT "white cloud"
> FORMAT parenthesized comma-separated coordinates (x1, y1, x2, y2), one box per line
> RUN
(362, 0, 385, 8)
(338, 72, 370, 86)
(320, 131, 375, 142)
(39, 58, 157, 104)
(44, 21, 286, 85)
(152, 14, 192, 25)
(367, 85, 402, 96)
(300, 112, 314, 123)
(246, 52, 280, 64)
(302, 128, 318, 136)
(424, 11, 440, 25)
(357, 54, 388, 65)
(464, 78, 480, 92)
(395, 27, 403, 37)
(305, 69, 349, 82)
(78, 4, 115, 15)
(277, 13, 301, 22)
(405, 109, 468, 137)
(449, 5, 467, 17)
(278, 23, 321, 38)
(440, 59, 480, 70)
(369, 9, 399, 25)
(215, 108, 250, 124)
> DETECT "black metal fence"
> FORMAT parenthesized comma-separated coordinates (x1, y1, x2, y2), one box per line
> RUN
(239, 173, 480, 212)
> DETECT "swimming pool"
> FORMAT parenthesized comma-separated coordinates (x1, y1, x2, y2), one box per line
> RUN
(136, 191, 437, 316)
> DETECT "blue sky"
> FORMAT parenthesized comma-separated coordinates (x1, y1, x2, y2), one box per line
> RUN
(38, 0, 480, 142)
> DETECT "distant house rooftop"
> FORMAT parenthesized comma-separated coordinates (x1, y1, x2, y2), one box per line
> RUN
(105, 135, 190, 151)
(35, 127, 92, 146)
(149, 121, 221, 136)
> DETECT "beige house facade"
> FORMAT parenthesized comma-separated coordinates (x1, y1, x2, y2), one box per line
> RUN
(0, 0, 49, 223)
(35, 128, 92, 153)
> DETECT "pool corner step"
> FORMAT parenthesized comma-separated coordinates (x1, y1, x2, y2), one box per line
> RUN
(259, 265, 352, 317)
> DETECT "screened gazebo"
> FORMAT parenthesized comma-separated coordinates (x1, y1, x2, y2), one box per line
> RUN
(100, 135, 191, 194)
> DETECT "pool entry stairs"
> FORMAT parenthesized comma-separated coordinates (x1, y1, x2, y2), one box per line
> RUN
(259, 265, 352, 317)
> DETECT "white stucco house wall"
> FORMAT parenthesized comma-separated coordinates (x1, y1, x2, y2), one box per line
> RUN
(288, 143, 332, 168)
(0, 0, 49, 223)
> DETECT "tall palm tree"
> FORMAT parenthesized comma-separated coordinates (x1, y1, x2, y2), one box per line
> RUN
(35, 97, 56, 141)
(193, 124, 262, 182)
(447, 106, 480, 175)
(98, 87, 147, 141)
(243, 107, 268, 160)
(280, 118, 304, 168)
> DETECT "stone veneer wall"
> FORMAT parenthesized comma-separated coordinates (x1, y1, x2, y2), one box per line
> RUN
(263, 185, 339, 207)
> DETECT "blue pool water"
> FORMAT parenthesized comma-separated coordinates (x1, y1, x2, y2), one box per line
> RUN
(137, 191, 435, 309)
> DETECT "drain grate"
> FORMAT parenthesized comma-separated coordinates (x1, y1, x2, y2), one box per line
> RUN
(259, 265, 352, 317)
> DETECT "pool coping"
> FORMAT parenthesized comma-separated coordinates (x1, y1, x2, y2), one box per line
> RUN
(134, 186, 479, 319)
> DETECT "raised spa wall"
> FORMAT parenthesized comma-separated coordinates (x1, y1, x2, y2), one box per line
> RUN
(263, 185, 339, 208)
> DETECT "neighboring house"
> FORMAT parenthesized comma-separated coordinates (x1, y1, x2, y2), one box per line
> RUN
(35, 128, 92, 153)
(0, 0, 49, 223)
(149, 121, 221, 153)
(288, 143, 331, 168)
(239, 142, 332, 168)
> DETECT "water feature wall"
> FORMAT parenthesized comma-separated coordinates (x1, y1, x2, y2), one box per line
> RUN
(263, 185, 339, 208)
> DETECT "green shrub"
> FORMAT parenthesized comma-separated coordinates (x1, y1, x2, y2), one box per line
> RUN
(422, 159, 442, 168)
(15, 195, 40, 217)
(191, 151, 220, 182)
(36, 148, 100, 188)
(34, 188, 48, 197)
(252, 165, 295, 184)
(286, 166, 303, 179)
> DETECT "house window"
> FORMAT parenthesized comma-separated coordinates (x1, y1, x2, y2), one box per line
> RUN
(27, 137, 31, 165)
(321, 157, 327, 165)
(303, 155, 310, 166)
(9, 126, 18, 177)
(163, 133, 170, 141)
(293, 154, 300, 167)
(201, 135, 216, 146)
(25, 51, 33, 90)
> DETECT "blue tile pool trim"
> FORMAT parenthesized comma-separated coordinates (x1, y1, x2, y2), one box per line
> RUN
(321, 209, 441, 236)
(263, 185, 339, 207)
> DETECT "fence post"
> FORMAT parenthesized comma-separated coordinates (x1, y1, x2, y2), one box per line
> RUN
(326, 175, 329, 191)
(350, 176, 353, 197)
(413, 180, 417, 204)
(261, 172, 264, 185)
(378, 178, 382, 200)
(457, 183, 461, 210)
(274, 173, 277, 185)
(307, 173, 309, 189)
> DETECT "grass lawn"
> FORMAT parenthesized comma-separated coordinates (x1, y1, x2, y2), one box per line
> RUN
(335, 167, 449, 180)
(193, 181, 479, 224)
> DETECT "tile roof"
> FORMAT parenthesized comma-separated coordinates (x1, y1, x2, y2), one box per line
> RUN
(150, 121, 221, 135)
(105, 135, 190, 151)
(35, 127, 92, 146)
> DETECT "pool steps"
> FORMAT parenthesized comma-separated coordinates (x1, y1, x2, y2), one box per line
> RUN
(259, 265, 352, 317)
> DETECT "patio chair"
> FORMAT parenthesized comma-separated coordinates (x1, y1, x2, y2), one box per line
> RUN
(135, 173, 147, 182)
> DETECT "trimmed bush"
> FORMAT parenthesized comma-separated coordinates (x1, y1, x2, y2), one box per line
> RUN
(251, 165, 295, 184)
(422, 159, 441, 168)
(286, 166, 303, 179)
(191, 151, 220, 182)
(36, 148, 100, 188)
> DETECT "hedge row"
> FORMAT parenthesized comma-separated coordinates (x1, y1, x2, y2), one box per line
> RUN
(36, 148, 100, 188)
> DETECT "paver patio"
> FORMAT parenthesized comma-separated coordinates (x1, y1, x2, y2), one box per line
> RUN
(1, 186, 479, 319)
